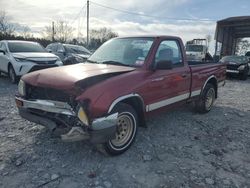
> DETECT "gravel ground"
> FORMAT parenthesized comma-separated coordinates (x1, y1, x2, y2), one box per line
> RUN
(0, 74, 250, 188)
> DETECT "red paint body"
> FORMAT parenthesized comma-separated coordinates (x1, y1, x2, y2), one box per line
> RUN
(22, 36, 226, 121)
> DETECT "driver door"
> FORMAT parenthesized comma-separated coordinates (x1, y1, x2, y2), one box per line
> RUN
(144, 39, 191, 111)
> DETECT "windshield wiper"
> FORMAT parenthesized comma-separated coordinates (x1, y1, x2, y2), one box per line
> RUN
(86, 59, 99, 64)
(101, 61, 133, 67)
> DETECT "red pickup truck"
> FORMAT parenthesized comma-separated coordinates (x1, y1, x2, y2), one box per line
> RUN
(15, 36, 226, 155)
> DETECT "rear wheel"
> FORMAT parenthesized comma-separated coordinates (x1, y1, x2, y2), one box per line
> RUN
(195, 83, 216, 113)
(103, 103, 138, 156)
(8, 65, 17, 84)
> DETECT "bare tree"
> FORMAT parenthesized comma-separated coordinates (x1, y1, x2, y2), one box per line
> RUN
(88, 27, 118, 49)
(90, 27, 118, 43)
(206, 34, 212, 49)
(21, 26, 33, 39)
(0, 11, 15, 35)
(42, 20, 73, 42)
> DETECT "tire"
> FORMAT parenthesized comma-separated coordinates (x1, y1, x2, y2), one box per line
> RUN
(8, 65, 17, 84)
(103, 103, 138, 156)
(239, 69, 248, 80)
(194, 83, 216, 113)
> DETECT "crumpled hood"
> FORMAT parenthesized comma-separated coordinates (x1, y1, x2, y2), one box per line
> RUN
(22, 63, 135, 90)
(12, 52, 58, 61)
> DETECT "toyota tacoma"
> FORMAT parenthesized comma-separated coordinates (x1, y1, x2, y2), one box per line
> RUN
(15, 36, 226, 155)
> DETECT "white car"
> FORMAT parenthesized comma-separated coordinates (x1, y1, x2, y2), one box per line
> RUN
(0, 40, 63, 83)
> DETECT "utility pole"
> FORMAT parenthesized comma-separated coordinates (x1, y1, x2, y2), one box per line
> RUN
(52, 21, 55, 42)
(87, 0, 89, 45)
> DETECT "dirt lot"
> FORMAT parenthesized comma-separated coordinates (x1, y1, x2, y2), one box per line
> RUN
(0, 75, 250, 188)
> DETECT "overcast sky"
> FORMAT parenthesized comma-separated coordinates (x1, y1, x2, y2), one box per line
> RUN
(1, 0, 250, 50)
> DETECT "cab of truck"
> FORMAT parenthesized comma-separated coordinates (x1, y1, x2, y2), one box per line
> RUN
(186, 44, 208, 61)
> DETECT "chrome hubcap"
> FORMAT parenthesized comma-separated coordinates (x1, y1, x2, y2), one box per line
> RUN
(205, 88, 215, 110)
(111, 114, 133, 147)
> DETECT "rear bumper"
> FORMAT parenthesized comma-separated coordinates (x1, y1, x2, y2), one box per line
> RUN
(15, 97, 117, 144)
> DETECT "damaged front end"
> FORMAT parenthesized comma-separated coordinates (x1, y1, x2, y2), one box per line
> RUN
(15, 81, 118, 144)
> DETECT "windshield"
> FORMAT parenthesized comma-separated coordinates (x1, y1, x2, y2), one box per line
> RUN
(186, 45, 203, 52)
(64, 44, 91, 55)
(88, 37, 154, 67)
(8, 41, 46, 53)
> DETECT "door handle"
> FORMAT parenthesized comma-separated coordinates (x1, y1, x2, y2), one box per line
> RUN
(181, 74, 187, 78)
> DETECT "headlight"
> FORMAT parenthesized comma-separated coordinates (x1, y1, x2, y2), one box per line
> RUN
(15, 57, 28, 62)
(73, 54, 84, 62)
(238, 65, 245, 71)
(75, 56, 84, 62)
(55, 58, 63, 66)
(77, 107, 89, 126)
(18, 80, 26, 96)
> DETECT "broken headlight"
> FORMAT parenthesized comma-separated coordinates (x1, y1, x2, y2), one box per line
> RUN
(18, 80, 26, 96)
(77, 107, 89, 126)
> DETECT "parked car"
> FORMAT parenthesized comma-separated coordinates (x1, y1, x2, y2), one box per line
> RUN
(15, 36, 226, 155)
(46, 43, 91, 65)
(220, 55, 250, 80)
(245, 51, 250, 60)
(0, 40, 63, 83)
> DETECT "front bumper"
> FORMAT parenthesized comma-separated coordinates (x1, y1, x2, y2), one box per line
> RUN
(15, 97, 117, 144)
(226, 69, 240, 74)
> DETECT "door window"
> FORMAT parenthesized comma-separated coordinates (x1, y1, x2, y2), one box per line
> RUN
(155, 40, 183, 67)
(57, 45, 65, 52)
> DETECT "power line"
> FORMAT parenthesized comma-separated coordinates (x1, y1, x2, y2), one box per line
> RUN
(90, 1, 216, 22)
(77, 6, 87, 38)
(69, 3, 87, 25)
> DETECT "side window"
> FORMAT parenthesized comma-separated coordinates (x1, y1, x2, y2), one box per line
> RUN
(48, 44, 57, 52)
(155, 40, 183, 67)
(52, 44, 58, 52)
(57, 44, 64, 52)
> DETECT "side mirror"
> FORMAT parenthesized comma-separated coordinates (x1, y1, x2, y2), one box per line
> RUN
(0, 49, 6, 55)
(47, 49, 52, 53)
(155, 60, 172, 70)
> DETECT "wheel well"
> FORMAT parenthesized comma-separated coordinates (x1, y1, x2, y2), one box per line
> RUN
(207, 77, 218, 98)
(8, 63, 12, 71)
(115, 97, 146, 127)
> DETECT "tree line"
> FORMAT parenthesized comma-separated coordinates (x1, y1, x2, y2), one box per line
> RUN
(0, 10, 118, 50)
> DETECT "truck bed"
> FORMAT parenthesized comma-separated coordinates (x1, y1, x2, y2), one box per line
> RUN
(189, 61, 226, 94)
(188, 61, 218, 66)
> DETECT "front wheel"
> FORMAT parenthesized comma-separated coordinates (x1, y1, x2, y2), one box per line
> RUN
(8, 65, 18, 84)
(194, 83, 216, 113)
(239, 69, 248, 80)
(103, 103, 138, 156)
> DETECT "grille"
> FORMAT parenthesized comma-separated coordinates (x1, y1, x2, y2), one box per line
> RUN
(29, 64, 57, 72)
(33, 60, 57, 64)
(227, 64, 239, 70)
(26, 84, 71, 103)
